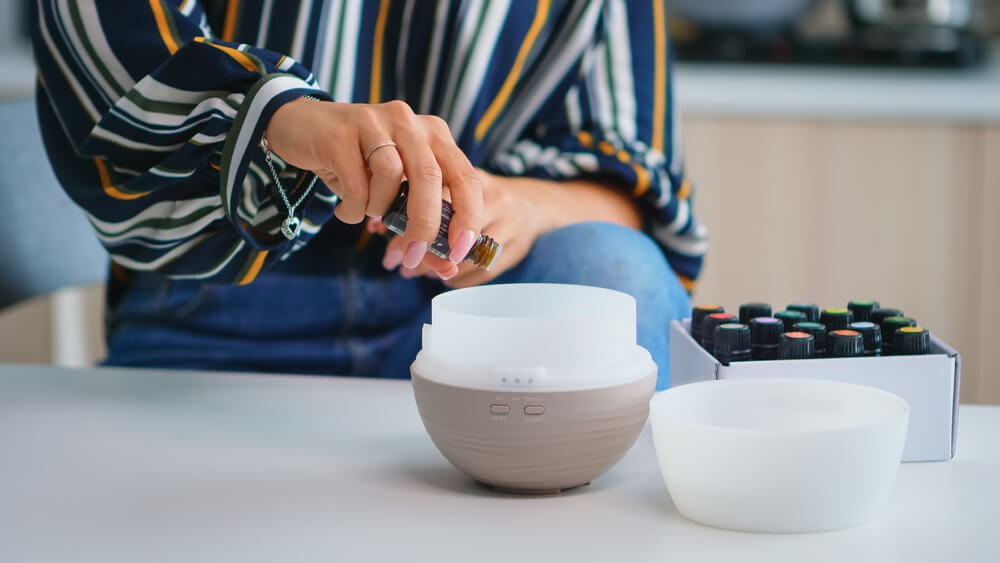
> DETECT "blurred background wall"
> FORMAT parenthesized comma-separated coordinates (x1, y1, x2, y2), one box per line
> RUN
(1, 0, 998, 403)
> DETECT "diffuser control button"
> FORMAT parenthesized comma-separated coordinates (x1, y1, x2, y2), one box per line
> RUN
(524, 406, 545, 415)
(490, 404, 511, 415)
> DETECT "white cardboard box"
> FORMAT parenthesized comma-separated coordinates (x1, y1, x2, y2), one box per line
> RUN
(669, 319, 960, 462)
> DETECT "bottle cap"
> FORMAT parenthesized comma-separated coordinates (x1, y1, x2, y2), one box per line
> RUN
(849, 321, 883, 356)
(774, 310, 807, 332)
(848, 300, 880, 323)
(820, 308, 854, 332)
(871, 308, 903, 325)
(738, 302, 772, 325)
(793, 321, 827, 355)
(691, 304, 725, 342)
(828, 329, 864, 357)
(749, 317, 784, 360)
(895, 326, 930, 355)
(778, 331, 815, 359)
(787, 303, 820, 322)
(701, 313, 737, 352)
(881, 316, 917, 354)
(714, 323, 752, 364)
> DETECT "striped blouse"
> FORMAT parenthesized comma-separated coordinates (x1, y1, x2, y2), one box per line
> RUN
(32, 0, 706, 289)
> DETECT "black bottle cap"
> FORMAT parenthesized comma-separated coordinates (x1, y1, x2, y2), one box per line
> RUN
(774, 310, 806, 332)
(881, 316, 917, 354)
(871, 308, 903, 325)
(828, 329, 864, 358)
(820, 308, 854, 332)
(691, 304, 725, 342)
(848, 300, 880, 323)
(787, 303, 820, 322)
(714, 323, 752, 364)
(701, 313, 737, 352)
(849, 321, 882, 356)
(895, 326, 930, 355)
(793, 321, 827, 355)
(749, 317, 784, 360)
(779, 331, 815, 359)
(738, 302, 772, 325)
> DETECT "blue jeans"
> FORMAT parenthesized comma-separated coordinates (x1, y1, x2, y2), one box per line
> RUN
(105, 222, 690, 389)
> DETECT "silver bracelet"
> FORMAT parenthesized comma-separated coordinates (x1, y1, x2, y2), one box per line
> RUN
(259, 95, 322, 240)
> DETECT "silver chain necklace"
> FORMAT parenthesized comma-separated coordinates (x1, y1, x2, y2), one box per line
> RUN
(259, 96, 321, 240)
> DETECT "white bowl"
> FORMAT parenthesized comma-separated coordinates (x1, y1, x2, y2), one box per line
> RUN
(412, 284, 656, 494)
(649, 378, 909, 533)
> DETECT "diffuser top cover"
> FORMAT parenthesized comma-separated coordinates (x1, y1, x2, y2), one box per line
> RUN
(414, 283, 655, 391)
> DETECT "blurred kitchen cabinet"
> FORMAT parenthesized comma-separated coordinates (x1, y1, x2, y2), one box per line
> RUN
(682, 116, 997, 404)
(980, 127, 1000, 404)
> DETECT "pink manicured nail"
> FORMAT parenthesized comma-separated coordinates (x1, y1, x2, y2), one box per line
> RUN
(449, 230, 477, 263)
(437, 266, 458, 281)
(402, 241, 428, 269)
(382, 247, 404, 270)
(400, 267, 419, 279)
(367, 216, 382, 233)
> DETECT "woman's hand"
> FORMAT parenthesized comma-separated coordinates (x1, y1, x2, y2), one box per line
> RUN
(264, 97, 484, 278)
(375, 169, 553, 285)
(374, 169, 643, 287)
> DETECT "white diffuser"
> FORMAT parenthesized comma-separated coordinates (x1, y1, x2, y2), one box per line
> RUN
(411, 283, 656, 494)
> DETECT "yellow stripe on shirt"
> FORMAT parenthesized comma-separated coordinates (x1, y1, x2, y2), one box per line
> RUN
(651, 0, 667, 153)
(149, 0, 180, 54)
(475, 0, 550, 141)
(238, 250, 268, 285)
(677, 274, 697, 293)
(632, 163, 650, 197)
(369, 0, 391, 103)
(194, 37, 258, 72)
(95, 158, 150, 200)
(223, 0, 242, 42)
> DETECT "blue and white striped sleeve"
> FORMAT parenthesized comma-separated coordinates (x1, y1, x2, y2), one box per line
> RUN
(488, 0, 706, 290)
(32, 0, 333, 284)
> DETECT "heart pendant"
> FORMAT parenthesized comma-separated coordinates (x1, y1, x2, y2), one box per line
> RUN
(281, 216, 301, 239)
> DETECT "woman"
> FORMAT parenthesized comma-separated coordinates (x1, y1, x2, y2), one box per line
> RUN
(32, 0, 704, 389)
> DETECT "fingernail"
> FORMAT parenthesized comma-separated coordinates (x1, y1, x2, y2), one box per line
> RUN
(438, 266, 458, 281)
(402, 241, 428, 269)
(400, 267, 419, 279)
(382, 247, 404, 270)
(449, 230, 477, 263)
(367, 216, 382, 233)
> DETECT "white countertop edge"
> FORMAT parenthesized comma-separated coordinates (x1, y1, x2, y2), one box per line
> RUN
(675, 57, 1000, 123)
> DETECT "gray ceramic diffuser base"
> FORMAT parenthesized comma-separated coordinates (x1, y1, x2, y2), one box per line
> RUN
(412, 366, 656, 494)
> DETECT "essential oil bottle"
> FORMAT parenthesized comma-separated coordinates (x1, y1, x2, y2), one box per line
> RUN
(881, 316, 917, 355)
(739, 302, 772, 325)
(778, 332, 815, 359)
(787, 303, 819, 323)
(793, 321, 828, 357)
(820, 308, 854, 332)
(849, 321, 883, 356)
(848, 300, 879, 323)
(895, 326, 930, 355)
(774, 310, 807, 332)
(714, 323, 752, 365)
(749, 317, 784, 360)
(691, 304, 725, 342)
(828, 329, 864, 358)
(382, 181, 501, 270)
(701, 313, 738, 353)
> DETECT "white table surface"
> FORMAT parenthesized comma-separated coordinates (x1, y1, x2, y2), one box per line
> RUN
(0, 363, 996, 563)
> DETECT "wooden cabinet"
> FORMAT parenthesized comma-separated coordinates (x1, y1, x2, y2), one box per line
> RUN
(682, 117, 999, 404)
